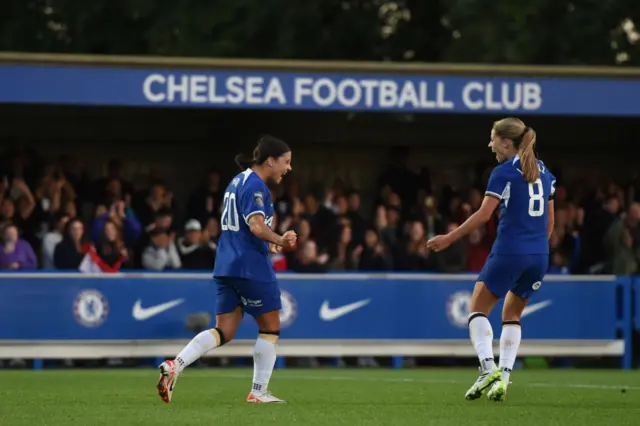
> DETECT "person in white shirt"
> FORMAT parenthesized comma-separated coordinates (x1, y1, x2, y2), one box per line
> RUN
(141, 228, 181, 271)
(41, 213, 70, 270)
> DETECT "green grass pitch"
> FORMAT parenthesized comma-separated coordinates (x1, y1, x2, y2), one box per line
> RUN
(1, 368, 639, 425)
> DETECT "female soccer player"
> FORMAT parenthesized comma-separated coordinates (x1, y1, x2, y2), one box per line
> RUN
(427, 117, 555, 402)
(157, 135, 297, 404)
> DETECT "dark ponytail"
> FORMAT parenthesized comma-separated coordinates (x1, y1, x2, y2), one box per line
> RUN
(235, 134, 290, 170)
(234, 153, 254, 170)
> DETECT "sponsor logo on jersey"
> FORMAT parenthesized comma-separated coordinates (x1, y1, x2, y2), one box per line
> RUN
(74, 289, 109, 328)
(240, 297, 263, 308)
(254, 191, 264, 207)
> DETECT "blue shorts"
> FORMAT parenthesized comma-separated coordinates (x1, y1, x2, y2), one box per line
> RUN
(214, 277, 282, 317)
(477, 253, 548, 299)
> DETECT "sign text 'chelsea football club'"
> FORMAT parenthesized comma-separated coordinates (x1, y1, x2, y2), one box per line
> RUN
(1, 63, 640, 116)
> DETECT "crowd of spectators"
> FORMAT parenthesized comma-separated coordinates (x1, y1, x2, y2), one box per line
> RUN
(0, 148, 637, 275)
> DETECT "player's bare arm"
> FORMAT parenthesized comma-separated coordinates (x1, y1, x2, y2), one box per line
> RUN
(427, 195, 500, 251)
(247, 214, 297, 248)
(547, 200, 555, 240)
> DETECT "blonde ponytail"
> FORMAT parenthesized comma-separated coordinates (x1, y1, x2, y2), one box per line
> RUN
(519, 128, 539, 183)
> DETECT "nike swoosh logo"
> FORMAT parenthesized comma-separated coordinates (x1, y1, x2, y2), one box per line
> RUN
(320, 299, 371, 321)
(521, 300, 552, 318)
(132, 299, 185, 321)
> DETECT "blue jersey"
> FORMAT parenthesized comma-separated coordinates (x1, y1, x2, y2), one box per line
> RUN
(485, 156, 556, 255)
(213, 169, 275, 281)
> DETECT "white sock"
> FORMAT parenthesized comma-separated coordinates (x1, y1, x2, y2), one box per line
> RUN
(468, 312, 495, 371)
(251, 333, 278, 394)
(499, 323, 522, 384)
(175, 329, 220, 373)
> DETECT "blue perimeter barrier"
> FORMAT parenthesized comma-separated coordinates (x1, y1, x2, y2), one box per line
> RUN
(0, 272, 635, 369)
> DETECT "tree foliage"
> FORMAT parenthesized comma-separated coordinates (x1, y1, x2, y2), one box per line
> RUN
(1, 0, 640, 65)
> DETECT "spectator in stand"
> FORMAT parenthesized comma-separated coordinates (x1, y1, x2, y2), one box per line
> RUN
(303, 192, 337, 254)
(374, 205, 393, 252)
(186, 169, 224, 225)
(353, 228, 393, 271)
(90, 159, 134, 207)
(53, 218, 86, 270)
(33, 164, 77, 219)
(346, 190, 366, 245)
(41, 213, 70, 269)
(202, 216, 220, 247)
(329, 224, 357, 270)
(0, 223, 37, 270)
(176, 219, 215, 270)
(435, 222, 468, 272)
(548, 250, 571, 274)
(395, 220, 434, 271)
(142, 228, 181, 271)
(291, 240, 328, 273)
(60, 199, 77, 220)
(133, 207, 173, 268)
(413, 193, 445, 241)
(283, 218, 311, 266)
(91, 200, 141, 248)
(277, 196, 305, 235)
(275, 178, 301, 221)
(1, 179, 36, 231)
(603, 202, 640, 275)
(579, 193, 619, 273)
(80, 219, 129, 273)
(134, 181, 176, 228)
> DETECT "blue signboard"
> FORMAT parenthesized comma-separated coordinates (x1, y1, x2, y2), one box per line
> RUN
(1, 63, 640, 115)
(0, 272, 625, 341)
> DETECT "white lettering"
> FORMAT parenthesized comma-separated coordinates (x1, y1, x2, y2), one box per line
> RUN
(245, 76, 264, 104)
(398, 82, 419, 108)
(294, 78, 313, 105)
(436, 82, 454, 109)
(461, 81, 541, 111)
(379, 81, 397, 107)
(225, 76, 244, 104)
(207, 77, 225, 104)
(462, 82, 484, 110)
(418, 82, 436, 108)
(484, 83, 501, 110)
(143, 74, 166, 102)
(313, 78, 336, 107)
(360, 80, 379, 107)
(167, 75, 188, 102)
(501, 82, 521, 110)
(523, 83, 542, 110)
(265, 78, 286, 104)
(337, 79, 361, 107)
(189, 75, 208, 103)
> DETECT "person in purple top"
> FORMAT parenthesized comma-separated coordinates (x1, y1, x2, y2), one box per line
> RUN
(0, 223, 37, 270)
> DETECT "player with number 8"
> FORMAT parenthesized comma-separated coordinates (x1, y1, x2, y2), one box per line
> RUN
(427, 118, 556, 402)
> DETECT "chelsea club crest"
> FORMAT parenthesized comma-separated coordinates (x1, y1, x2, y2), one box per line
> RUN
(74, 289, 109, 328)
(279, 290, 297, 329)
(446, 291, 472, 328)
